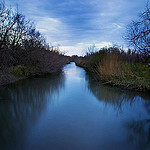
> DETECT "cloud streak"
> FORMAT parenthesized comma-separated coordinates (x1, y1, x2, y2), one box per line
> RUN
(5, 0, 148, 55)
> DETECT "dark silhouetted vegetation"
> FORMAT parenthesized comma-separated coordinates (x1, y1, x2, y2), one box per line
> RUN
(0, 2, 70, 85)
(125, 3, 150, 63)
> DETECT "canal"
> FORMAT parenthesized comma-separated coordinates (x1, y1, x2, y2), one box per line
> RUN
(0, 62, 150, 150)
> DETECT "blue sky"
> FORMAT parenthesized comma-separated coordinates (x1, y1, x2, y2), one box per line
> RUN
(4, 0, 148, 55)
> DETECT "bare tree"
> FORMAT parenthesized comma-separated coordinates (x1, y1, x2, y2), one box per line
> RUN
(126, 3, 150, 62)
(0, 2, 68, 73)
(0, 4, 18, 49)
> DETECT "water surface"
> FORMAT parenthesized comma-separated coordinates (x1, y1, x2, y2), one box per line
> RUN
(0, 62, 150, 150)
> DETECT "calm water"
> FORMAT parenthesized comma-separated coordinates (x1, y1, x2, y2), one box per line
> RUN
(0, 62, 150, 150)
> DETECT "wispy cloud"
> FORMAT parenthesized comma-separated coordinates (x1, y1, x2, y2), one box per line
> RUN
(5, 0, 148, 55)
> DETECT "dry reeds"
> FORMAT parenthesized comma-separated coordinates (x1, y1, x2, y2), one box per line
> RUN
(98, 54, 121, 80)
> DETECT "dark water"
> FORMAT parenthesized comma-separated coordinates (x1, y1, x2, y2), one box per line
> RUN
(0, 62, 150, 150)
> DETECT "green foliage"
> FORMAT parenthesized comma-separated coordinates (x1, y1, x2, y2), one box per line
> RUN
(12, 65, 40, 77)
(12, 65, 27, 77)
(99, 60, 150, 91)
(130, 64, 150, 82)
(86, 50, 107, 72)
(111, 63, 150, 90)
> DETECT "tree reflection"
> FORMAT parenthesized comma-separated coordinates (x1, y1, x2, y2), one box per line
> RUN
(126, 119, 150, 150)
(125, 101, 150, 150)
(85, 72, 150, 109)
(86, 72, 150, 149)
(0, 73, 65, 150)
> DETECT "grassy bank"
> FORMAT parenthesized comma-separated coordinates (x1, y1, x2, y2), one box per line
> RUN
(0, 54, 70, 86)
(75, 47, 150, 92)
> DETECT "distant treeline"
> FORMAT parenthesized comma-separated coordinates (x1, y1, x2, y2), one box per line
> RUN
(0, 2, 70, 76)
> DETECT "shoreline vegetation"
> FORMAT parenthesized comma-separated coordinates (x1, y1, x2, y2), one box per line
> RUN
(0, 2, 150, 93)
(74, 3, 150, 93)
(0, 3, 70, 86)
(74, 46, 150, 92)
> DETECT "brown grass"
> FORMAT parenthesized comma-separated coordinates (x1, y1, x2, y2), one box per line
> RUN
(98, 53, 134, 80)
(99, 54, 120, 79)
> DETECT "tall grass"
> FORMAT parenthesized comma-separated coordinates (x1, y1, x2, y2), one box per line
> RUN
(98, 53, 133, 79)
(75, 46, 150, 91)
(99, 54, 120, 79)
(98, 53, 150, 90)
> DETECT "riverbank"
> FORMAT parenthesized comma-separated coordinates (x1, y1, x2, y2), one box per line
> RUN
(1, 62, 150, 150)
(75, 50, 150, 92)
(0, 3, 72, 86)
(0, 73, 26, 86)
(0, 59, 70, 86)
(0, 70, 61, 87)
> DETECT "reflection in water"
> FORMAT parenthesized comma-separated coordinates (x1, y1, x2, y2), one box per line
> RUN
(85, 72, 150, 150)
(126, 119, 150, 150)
(125, 100, 150, 150)
(0, 73, 65, 150)
(0, 63, 150, 150)
(85, 72, 150, 109)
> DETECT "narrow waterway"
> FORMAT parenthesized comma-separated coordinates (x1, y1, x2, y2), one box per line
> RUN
(0, 62, 150, 150)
